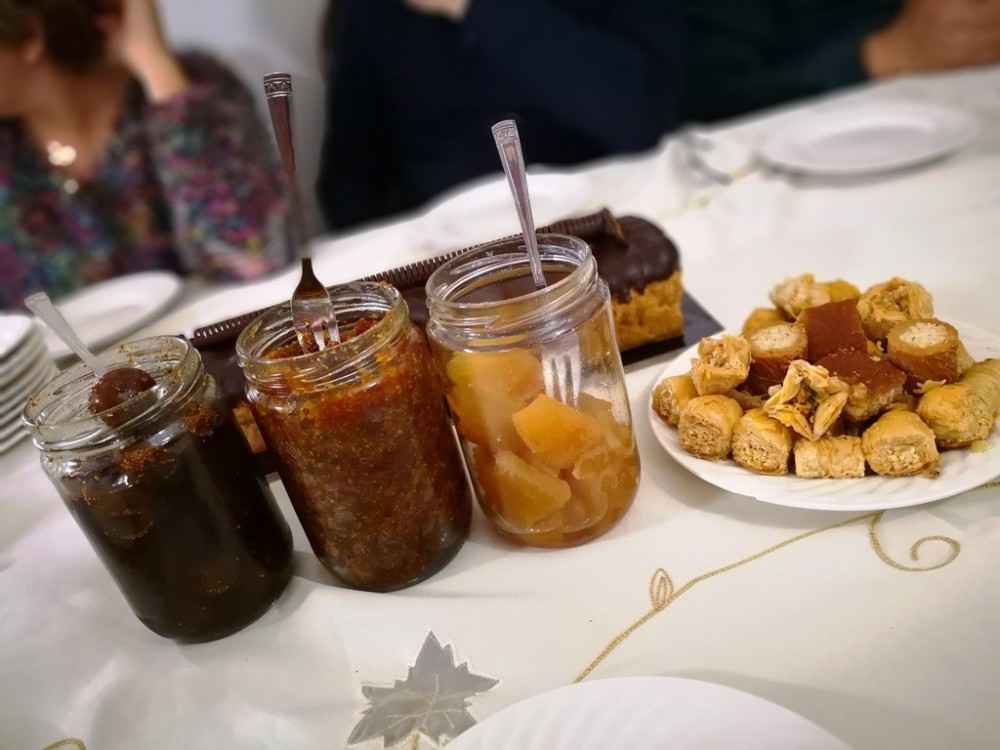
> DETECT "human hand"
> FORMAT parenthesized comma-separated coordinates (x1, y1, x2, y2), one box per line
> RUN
(95, 0, 188, 100)
(863, 0, 1000, 78)
(403, 0, 471, 22)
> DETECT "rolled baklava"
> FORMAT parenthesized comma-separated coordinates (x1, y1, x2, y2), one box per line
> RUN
(651, 374, 698, 428)
(916, 383, 995, 448)
(678, 394, 744, 461)
(746, 323, 808, 396)
(690, 335, 751, 396)
(769, 274, 832, 318)
(857, 277, 934, 342)
(887, 318, 960, 390)
(732, 408, 793, 475)
(741, 307, 790, 337)
(862, 410, 941, 477)
(793, 435, 866, 479)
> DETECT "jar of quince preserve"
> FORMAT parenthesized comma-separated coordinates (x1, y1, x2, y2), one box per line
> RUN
(236, 282, 472, 591)
(425, 233, 640, 548)
(23, 336, 293, 643)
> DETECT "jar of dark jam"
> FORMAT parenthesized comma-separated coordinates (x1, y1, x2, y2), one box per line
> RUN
(236, 282, 472, 591)
(23, 336, 293, 643)
(425, 234, 640, 548)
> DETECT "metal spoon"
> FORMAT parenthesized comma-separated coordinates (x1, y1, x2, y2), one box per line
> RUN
(492, 119, 546, 289)
(263, 72, 340, 351)
(24, 292, 105, 375)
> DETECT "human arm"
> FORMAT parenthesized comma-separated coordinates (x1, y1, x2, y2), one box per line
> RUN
(99, 1, 292, 280)
(862, 0, 1000, 78)
(679, 1, 899, 123)
(140, 55, 295, 280)
(409, 0, 681, 153)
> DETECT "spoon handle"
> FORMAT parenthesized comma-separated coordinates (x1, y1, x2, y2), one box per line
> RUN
(492, 120, 546, 289)
(24, 292, 105, 375)
(263, 72, 309, 257)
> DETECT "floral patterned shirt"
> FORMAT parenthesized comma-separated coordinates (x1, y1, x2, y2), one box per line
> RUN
(0, 53, 293, 309)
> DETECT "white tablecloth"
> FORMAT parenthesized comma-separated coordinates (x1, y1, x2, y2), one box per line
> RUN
(3, 66, 1000, 750)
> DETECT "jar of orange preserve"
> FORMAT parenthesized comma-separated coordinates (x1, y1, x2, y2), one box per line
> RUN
(425, 234, 640, 548)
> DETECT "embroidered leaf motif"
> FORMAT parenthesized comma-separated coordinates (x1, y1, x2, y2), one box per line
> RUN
(348, 632, 499, 748)
(649, 568, 674, 610)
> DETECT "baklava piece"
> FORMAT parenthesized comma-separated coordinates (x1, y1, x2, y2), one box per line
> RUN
(793, 435, 866, 479)
(678, 395, 744, 461)
(862, 410, 941, 478)
(763, 360, 849, 441)
(651, 374, 698, 428)
(815, 351, 907, 423)
(741, 307, 790, 337)
(769, 274, 832, 318)
(690, 335, 751, 396)
(732, 408, 793, 475)
(746, 323, 808, 396)
(798, 299, 868, 362)
(887, 318, 960, 390)
(857, 277, 934, 342)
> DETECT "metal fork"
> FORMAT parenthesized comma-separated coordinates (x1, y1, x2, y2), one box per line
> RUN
(541, 335, 583, 407)
(679, 130, 734, 186)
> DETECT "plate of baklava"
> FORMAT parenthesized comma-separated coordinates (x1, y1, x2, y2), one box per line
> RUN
(648, 274, 1000, 511)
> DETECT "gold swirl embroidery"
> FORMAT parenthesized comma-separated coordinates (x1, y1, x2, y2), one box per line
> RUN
(575, 505, 969, 683)
(43, 741, 86, 750)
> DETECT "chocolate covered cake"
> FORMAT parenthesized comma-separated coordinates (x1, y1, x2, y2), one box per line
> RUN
(544, 210, 684, 351)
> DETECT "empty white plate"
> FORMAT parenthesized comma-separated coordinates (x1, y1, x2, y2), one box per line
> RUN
(41, 271, 184, 360)
(759, 101, 978, 176)
(0, 314, 35, 360)
(448, 676, 849, 750)
(410, 173, 591, 253)
(0, 326, 46, 384)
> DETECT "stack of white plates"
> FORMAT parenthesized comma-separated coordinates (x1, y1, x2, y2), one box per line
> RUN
(0, 314, 58, 453)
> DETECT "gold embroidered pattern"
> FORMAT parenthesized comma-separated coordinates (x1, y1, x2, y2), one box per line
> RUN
(43, 741, 85, 750)
(575, 505, 970, 683)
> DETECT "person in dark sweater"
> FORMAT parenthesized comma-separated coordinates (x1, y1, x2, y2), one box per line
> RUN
(316, 0, 681, 231)
(679, 0, 1000, 124)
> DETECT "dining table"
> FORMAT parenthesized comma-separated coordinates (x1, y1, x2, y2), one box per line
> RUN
(3, 63, 1000, 750)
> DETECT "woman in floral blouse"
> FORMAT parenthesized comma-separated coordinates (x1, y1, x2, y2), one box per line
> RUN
(0, 0, 293, 309)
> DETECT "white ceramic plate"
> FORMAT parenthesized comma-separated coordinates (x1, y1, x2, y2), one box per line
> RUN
(410, 173, 591, 253)
(0, 313, 35, 360)
(0, 422, 29, 453)
(0, 355, 57, 414)
(758, 102, 978, 176)
(0, 327, 46, 384)
(448, 676, 849, 750)
(648, 321, 1000, 512)
(42, 271, 183, 360)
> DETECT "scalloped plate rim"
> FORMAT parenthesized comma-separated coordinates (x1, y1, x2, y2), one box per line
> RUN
(647, 319, 1000, 511)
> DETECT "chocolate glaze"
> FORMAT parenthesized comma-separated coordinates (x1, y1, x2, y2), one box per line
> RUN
(398, 210, 679, 328)
(545, 210, 681, 303)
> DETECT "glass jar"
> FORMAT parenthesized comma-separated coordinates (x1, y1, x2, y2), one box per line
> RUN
(425, 233, 640, 548)
(236, 282, 472, 591)
(23, 336, 293, 643)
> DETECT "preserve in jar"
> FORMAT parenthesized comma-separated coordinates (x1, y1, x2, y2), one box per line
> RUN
(23, 336, 293, 643)
(236, 282, 472, 591)
(425, 233, 640, 548)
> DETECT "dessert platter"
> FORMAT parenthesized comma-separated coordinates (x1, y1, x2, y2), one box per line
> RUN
(649, 274, 1000, 511)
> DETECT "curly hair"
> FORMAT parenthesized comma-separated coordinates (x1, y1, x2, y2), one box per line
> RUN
(0, 0, 107, 71)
